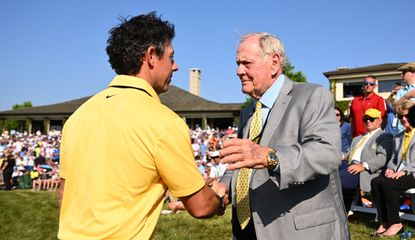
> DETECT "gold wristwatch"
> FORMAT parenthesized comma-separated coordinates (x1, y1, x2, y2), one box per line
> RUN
(266, 148, 278, 170)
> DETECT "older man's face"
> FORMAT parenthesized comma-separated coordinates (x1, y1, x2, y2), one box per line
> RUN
(236, 36, 280, 99)
(362, 115, 382, 132)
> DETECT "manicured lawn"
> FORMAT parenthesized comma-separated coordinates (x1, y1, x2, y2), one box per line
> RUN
(1, 189, 414, 239)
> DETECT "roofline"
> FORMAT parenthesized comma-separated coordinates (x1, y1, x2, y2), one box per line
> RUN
(323, 62, 406, 78)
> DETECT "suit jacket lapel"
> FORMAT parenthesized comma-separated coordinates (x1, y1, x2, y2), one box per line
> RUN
(350, 135, 363, 152)
(250, 78, 293, 189)
(260, 77, 293, 146)
(361, 130, 381, 159)
(241, 102, 255, 139)
(407, 132, 415, 164)
(395, 133, 404, 169)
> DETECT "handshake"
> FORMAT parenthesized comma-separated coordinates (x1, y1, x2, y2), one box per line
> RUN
(209, 181, 229, 216)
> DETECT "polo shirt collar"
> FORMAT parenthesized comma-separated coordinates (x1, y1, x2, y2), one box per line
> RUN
(108, 75, 160, 103)
(404, 84, 415, 91)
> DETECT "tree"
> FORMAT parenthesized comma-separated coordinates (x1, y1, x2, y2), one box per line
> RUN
(284, 60, 307, 83)
(241, 60, 307, 108)
(0, 101, 33, 133)
(12, 101, 33, 110)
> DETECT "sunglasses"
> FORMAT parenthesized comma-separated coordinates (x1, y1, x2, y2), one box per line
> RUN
(363, 82, 376, 86)
(398, 114, 408, 119)
(362, 117, 376, 122)
(335, 113, 341, 116)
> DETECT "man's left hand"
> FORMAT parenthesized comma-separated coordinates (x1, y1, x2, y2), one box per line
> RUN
(347, 163, 364, 175)
(220, 138, 268, 170)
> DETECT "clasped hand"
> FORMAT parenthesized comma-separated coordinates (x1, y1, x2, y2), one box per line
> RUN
(220, 138, 269, 170)
(210, 181, 229, 216)
(384, 168, 406, 179)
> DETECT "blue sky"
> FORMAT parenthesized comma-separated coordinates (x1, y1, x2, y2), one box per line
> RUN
(1, 1, 414, 111)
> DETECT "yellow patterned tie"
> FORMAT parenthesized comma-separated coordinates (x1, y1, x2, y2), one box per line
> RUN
(236, 101, 262, 229)
(347, 134, 370, 164)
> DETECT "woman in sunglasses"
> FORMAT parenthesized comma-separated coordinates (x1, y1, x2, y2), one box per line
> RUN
(370, 100, 415, 237)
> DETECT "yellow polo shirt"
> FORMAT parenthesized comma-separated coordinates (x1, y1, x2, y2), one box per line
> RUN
(58, 75, 205, 240)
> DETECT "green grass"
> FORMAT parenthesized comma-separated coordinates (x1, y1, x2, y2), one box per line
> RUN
(1, 189, 415, 239)
(0, 190, 59, 240)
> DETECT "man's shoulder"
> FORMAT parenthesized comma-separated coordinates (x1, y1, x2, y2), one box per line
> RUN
(291, 82, 330, 97)
(375, 129, 391, 138)
(352, 95, 364, 102)
(375, 131, 393, 144)
(371, 92, 385, 100)
(291, 81, 321, 90)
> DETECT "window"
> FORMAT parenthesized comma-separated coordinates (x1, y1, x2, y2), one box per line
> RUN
(343, 82, 363, 98)
(378, 79, 403, 93)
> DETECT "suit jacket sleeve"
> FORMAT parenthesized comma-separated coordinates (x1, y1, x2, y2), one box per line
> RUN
(276, 86, 341, 190)
(365, 133, 393, 173)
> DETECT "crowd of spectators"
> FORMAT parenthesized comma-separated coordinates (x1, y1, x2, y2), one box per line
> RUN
(337, 63, 415, 237)
(0, 129, 61, 191)
(0, 126, 237, 193)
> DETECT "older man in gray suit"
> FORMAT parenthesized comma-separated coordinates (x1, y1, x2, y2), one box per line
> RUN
(344, 108, 393, 211)
(219, 32, 349, 239)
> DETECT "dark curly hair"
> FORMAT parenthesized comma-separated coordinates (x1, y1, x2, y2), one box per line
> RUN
(106, 12, 175, 75)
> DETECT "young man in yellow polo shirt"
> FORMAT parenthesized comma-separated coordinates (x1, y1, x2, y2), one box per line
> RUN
(58, 12, 228, 240)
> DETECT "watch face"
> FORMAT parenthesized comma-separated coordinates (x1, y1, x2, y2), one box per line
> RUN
(268, 151, 277, 160)
(267, 149, 278, 169)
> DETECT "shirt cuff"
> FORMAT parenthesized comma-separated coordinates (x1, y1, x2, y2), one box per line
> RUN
(362, 162, 370, 171)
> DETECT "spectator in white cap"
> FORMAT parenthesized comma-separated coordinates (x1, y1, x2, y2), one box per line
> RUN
(208, 151, 228, 183)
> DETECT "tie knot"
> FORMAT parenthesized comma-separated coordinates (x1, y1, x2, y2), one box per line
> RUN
(255, 101, 262, 111)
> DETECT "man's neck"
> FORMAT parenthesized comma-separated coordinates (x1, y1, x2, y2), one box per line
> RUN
(363, 92, 373, 98)
(406, 79, 415, 86)
(367, 127, 380, 134)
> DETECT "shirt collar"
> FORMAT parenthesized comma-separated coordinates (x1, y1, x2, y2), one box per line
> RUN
(366, 127, 381, 136)
(404, 84, 415, 90)
(404, 128, 415, 137)
(108, 75, 160, 103)
(259, 74, 285, 108)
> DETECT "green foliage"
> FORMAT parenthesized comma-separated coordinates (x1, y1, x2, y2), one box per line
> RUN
(0, 120, 21, 132)
(284, 60, 307, 83)
(12, 101, 32, 110)
(0, 101, 33, 132)
(2, 190, 408, 239)
(335, 100, 351, 116)
(240, 97, 253, 109)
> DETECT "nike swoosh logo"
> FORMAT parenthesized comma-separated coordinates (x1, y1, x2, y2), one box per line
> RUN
(106, 94, 117, 99)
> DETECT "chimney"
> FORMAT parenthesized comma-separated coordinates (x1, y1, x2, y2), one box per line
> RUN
(189, 68, 201, 96)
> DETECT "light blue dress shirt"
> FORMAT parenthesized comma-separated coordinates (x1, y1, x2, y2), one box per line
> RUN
(252, 74, 285, 172)
(254, 74, 285, 124)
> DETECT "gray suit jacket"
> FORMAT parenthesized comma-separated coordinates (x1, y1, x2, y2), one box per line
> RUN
(387, 130, 415, 174)
(348, 130, 393, 192)
(221, 77, 349, 240)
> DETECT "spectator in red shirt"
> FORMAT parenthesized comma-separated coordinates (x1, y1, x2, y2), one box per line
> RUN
(349, 75, 386, 137)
